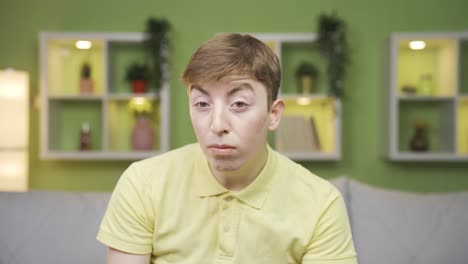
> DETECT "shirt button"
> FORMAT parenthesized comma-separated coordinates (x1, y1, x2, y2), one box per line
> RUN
(224, 226, 230, 232)
(224, 196, 234, 202)
(222, 204, 230, 210)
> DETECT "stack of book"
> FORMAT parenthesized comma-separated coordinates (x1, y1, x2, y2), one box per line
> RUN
(277, 115, 321, 152)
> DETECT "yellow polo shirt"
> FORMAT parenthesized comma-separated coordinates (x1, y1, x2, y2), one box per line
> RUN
(97, 143, 356, 264)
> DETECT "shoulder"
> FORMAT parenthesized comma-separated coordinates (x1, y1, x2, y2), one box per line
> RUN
(267, 150, 348, 242)
(272, 150, 341, 207)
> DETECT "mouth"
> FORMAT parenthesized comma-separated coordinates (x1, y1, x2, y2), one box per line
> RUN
(208, 144, 236, 155)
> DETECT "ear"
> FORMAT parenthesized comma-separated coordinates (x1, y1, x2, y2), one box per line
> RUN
(268, 99, 284, 131)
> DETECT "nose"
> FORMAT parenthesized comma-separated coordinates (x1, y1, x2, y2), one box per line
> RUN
(210, 106, 229, 135)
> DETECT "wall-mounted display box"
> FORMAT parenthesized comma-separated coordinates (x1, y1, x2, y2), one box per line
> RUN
(250, 33, 341, 161)
(39, 32, 169, 160)
(384, 32, 468, 161)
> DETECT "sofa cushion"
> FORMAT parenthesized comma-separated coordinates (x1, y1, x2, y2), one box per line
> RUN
(0, 191, 110, 264)
(349, 179, 468, 264)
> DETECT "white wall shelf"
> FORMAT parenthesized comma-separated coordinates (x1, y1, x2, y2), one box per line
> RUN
(39, 32, 170, 160)
(251, 33, 342, 161)
(384, 31, 468, 161)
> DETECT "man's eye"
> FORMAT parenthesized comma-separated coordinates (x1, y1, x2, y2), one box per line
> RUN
(233, 101, 247, 108)
(195, 102, 209, 108)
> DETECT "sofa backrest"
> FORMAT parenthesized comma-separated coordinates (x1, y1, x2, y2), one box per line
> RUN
(345, 178, 468, 264)
(0, 191, 110, 264)
(4, 178, 468, 264)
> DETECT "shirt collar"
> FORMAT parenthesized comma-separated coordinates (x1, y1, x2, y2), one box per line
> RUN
(194, 144, 277, 210)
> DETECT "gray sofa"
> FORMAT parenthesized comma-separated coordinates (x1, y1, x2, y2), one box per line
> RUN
(0, 191, 110, 264)
(1, 177, 468, 264)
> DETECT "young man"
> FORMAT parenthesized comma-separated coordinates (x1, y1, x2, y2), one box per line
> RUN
(97, 33, 357, 264)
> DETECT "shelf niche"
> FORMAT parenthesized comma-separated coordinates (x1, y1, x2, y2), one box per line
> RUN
(385, 31, 468, 162)
(40, 32, 170, 160)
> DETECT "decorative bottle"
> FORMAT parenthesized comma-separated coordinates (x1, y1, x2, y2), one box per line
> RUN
(79, 122, 91, 150)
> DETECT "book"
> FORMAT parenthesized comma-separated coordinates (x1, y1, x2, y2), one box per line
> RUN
(277, 115, 321, 152)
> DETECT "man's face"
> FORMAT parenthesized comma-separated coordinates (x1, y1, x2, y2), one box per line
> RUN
(189, 76, 283, 173)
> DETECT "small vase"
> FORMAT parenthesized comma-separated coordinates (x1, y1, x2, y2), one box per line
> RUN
(132, 80, 147, 93)
(79, 78, 94, 94)
(79, 63, 94, 94)
(131, 116, 154, 150)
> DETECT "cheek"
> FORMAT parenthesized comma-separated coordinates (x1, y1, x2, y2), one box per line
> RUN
(190, 112, 216, 141)
(190, 112, 204, 135)
(241, 114, 270, 136)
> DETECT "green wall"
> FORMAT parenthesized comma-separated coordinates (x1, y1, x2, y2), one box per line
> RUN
(2, 0, 468, 192)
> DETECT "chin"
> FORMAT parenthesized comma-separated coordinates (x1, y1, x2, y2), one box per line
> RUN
(214, 164, 238, 172)
(211, 159, 242, 172)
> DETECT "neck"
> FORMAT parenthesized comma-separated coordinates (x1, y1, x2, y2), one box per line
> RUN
(212, 146, 268, 191)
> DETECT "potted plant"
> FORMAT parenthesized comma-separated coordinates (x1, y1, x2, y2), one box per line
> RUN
(295, 62, 319, 94)
(316, 12, 350, 97)
(79, 62, 94, 94)
(125, 62, 150, 93)
(144, 17, 170, 91)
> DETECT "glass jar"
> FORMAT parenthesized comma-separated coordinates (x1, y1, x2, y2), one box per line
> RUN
(418, 73, 434, 96)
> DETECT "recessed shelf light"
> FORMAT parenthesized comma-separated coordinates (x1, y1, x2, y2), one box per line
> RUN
(296, 97, 311, 105)
(75, 40, 92, 49)
(409, 41, 426, 50)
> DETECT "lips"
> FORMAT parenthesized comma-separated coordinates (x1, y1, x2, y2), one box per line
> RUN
(208, 144, 236, 155)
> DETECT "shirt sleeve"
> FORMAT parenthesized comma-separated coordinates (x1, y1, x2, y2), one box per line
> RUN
(302, 193, 357, 264)
(96, 163, 155, 254)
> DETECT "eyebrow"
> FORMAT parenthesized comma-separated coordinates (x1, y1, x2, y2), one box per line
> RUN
(190, 84, 208, 95)
(190, 82, 255, 96)
(228, 83, 254, 96)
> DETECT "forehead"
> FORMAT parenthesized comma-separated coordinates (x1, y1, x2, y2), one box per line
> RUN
(189, 76, 264, 94)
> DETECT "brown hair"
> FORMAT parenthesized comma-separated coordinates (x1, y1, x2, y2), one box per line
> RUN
(182, 33, 281, 106)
